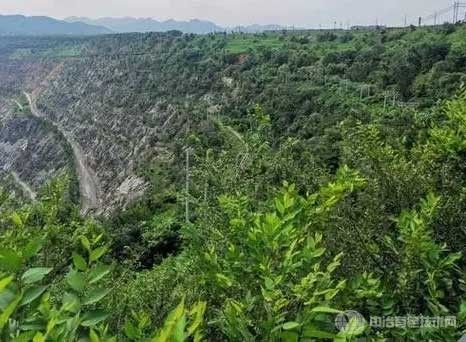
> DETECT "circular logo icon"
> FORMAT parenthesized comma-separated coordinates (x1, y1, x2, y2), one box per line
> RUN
(335, 310, 367, 332)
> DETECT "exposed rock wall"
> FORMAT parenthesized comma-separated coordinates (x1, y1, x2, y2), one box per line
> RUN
(0, 113, 70, 195)
(0, 33, 220, 215)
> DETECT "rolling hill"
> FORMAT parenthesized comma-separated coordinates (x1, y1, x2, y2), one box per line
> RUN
(65, 17, 223, 34)
(0, 15, 111, 36)
(65, 16, 295, 33)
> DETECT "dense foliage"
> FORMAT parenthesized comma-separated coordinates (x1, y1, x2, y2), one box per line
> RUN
(1, 24, 466, 340)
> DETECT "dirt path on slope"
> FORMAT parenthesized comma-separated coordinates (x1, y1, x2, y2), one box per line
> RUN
(24, 92, 100, 215)
(11, 172, 36, 201)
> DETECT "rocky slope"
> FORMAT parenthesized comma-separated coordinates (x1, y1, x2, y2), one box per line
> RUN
(0, 109, 71, 200)
(3, 27, 464, 217)
(25, 92, 100, 215)
(0, 34, 186, 215)
(0, 44, 72, 203)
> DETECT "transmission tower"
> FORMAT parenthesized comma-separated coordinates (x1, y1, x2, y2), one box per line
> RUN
(453, 1, 466, 23)
(420, 2, 466, 26)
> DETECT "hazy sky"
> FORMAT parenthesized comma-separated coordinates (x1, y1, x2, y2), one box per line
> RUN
(0, 0, 456, 28)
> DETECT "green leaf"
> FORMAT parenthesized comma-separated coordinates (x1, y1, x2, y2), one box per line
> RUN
(187, 301, 206, 337)
(12, 331, 37, 341)
(20, 286, 47, 306)
(72, 253, 88, 271)
(10, 212, 23, 227)
(0, 248, 23, 272)
(275, 198, 285, 215)
(81, 310, 109, 327)
(62, 292, 81, 313)
(0, 287, 16, 311)
(80, 236, 91, 252)
(282, 322, 301, 330)
(0, 276, 13, 292)
(88, 264, 112, 284)
(153, 300, 186, 341)
(89, 329, 101, 342)
(460, 299, 466, 316)
(90, 246, 108, 263)
(302, 328, 336, 339)
(22, 238, 44, 260)
(342, 316, 366, 336)
(0, 293, 22, 329)
(124, 321, 140, 340)
(83, 288, 111, 306)
(264, 277, 274, 290)
(310, 306, 342, 314)
(21, 268, 52, 285)
(280, 331, 299, 342)
(66, 269, 86, 292)
(32, 332, 45, 342)
(215, 273, 233, 287)
(20, 323, 46, 331)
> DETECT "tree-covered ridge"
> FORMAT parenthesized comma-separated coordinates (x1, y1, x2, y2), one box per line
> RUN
(2, 25, 466, 210)
(0, 92, 465, 340)
(0, 24, 466, 341)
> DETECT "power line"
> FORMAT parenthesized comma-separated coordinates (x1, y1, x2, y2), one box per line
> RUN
(421, 2, 466, 26)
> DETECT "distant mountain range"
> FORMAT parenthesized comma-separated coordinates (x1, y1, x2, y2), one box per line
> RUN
(65, 17, 223, 34)
(66, 17, 295, 34)
(0, 14, 294, 36)
(0, 15, 111, 36)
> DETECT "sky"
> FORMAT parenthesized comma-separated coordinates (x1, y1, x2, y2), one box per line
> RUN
(0, 0, 457, 28)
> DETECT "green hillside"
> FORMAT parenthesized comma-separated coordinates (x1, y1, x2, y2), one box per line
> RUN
(0, 24, 465, 341)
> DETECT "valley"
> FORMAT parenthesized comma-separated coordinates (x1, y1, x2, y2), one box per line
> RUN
(0, 24, 465, 340)
(25, 92, 101, 215)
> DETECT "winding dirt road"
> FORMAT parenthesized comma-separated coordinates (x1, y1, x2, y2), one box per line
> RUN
(11, 171, 36, 201)
(24, 92, 100, 215)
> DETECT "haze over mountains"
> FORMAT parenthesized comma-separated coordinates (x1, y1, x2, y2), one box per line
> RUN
(0, 14, 293, 36)
(0, 14, 110, 35)
(65, 16, 294, 34)
(65, 17, 224, 34)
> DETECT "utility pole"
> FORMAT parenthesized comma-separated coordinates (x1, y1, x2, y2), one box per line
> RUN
(185, 112, 191, 224)
(185, 146, 190, 224)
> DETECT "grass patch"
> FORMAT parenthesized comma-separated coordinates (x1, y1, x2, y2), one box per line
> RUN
(225, 36, 284, 53)
(10, 45, 82, 60)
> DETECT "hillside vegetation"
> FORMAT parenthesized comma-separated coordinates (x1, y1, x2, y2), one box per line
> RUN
(0, 24, 465, 341)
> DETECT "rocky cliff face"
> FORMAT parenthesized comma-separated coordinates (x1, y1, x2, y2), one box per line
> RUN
(33, 59, 175, 215)
(0, 32, 234, 214)
(0, 113, 71, 198)
(0, 45, 71, 203)
(0, 34, 190, 215)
